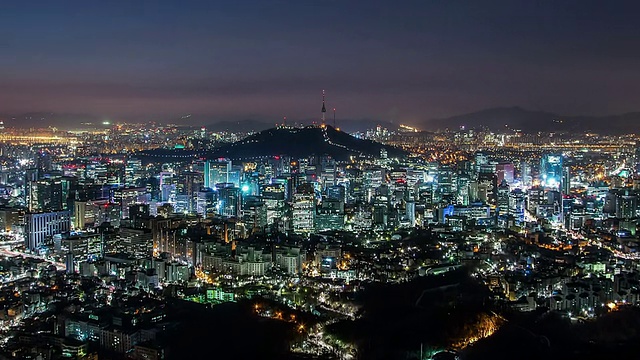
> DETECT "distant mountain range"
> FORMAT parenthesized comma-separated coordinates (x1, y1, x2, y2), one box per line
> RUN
(0, 112, 399, 133)
(208, 108, 640, 134)
(209, 125, 406, 161)
(0, 112, 104, 129)
(4, 107, 640, 134)
(423, 106, 640, 134)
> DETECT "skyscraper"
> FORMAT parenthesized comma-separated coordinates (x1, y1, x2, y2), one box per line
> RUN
(25, 211, 71, 251)
(520, 160, 532, 187)
(562, 166, 571, 195)
(261, 183, 286, 231)
(497, 179, 510, 214)
(540, 154, 563, 189)
(292, 184, 315, 234)
(616, 189, 637, 219)
(477, 171, 498, 205)
(204, 159, 231, 189)
(509, 189, 525, 222)
(217, 183, 241, 218)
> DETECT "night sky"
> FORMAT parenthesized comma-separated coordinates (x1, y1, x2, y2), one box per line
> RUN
(2, 0, 640, 125)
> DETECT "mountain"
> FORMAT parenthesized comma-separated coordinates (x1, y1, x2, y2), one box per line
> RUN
(209, 125, 406, 161)
(423, 107, 640, 134)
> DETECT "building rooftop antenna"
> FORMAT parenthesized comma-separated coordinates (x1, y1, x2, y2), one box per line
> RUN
(321, 90, 326, 125)
(333, 108, 336, 128)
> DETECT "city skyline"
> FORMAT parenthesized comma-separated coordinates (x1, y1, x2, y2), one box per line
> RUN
(3, 1, 640, 127)
(5, 2, 640, 360)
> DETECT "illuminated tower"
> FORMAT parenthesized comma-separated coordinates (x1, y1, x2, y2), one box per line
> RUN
(321, 90, 326, 125)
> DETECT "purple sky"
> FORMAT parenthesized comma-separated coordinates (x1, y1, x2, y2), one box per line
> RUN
(2, 1, 640, 125)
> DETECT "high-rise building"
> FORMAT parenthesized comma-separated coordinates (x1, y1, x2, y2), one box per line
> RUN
(520, 160, 533, 187)
(261, 183, 286, 230)
(363, 168, 385, 191)
(292, 184, 315, 234)
(477, 171, 497, 205)
(25, 211, 71, 251)
(118, 227, 153, 258)
(27, 178, 66, 212)
(315, 199, 345, 231)
(217, 183, 241, 218)
(497, 180, 510, 214)
(204, 159, 231, 189)
(456, 172, 470, 206)
(562, 166, 571, 195)
(540, 154, 563, 189)
(438, 166, 457, 199)
(417, 181, 438, 207)
(228, 164, 243, 187)
(243, 196, 266, 233)
(474, 152, 489, 175)
(35, 151, 52, 179)
(509, 189, 525, 221)
(406, 169, 425, 187)
(405, 198, 416, 227)
(73, 201, 87, 229)
(527, 186, 546, 213)
(196, 189, 217, 217)
(113, 187, 148, 219)
(326, 185, 346, 202)
(124, 157, 143, 186)
(615, 189, 637, 219)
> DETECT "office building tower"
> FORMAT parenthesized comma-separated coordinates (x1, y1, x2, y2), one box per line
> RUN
(477, 171, 498, 205)
(497, 180, 510, 214)
(456, 172, 470, 206)
(292, 184, 315, 234)
(326, 185, 346, 202)
(25, 211, 71, 251)
(474, 152, 489, 175)
(540, 154, 563, 189)
(113, 187, 147, 219)
(438, 166, 457, 199)
(315, 199, 345, 231)
(261, 183, 286, 229)
(562, 166, 571, 195)
(204, 159, 231, 189)
(509, 189, 525, 221)
(616, 189, 637, 219)
(217, 183, 241, 218)
(520, 160, 533, 187)
(527, 186, 546, 213)
(27, 177, 68, 212)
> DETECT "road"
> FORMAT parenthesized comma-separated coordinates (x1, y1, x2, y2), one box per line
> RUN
(0, 248, 67, 270)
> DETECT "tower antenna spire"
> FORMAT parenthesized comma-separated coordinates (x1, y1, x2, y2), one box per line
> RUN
(333, 107, 336, 128)
(321, 90, 326, 125)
